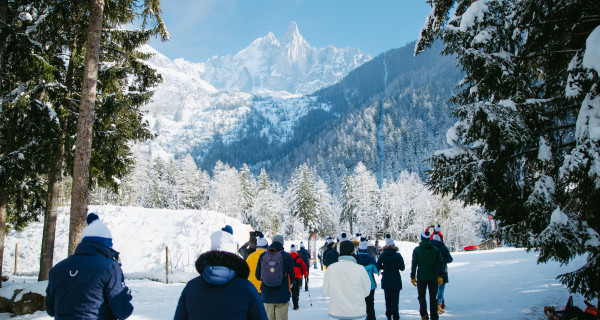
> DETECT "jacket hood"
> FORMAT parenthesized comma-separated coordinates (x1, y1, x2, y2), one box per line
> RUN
(75, 239, 120, 262)
(419, 240, 435, 249)
(195, 251, 250, 285)
(383, 245, 399, 253)
(269, 241, 285, 252)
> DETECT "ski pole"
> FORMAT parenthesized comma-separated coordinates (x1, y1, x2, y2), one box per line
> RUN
(307, 287, 313, 307)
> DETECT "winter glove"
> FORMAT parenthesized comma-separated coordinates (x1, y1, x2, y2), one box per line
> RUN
(437, 277, 443, 286)
(411, 278, 417, 287)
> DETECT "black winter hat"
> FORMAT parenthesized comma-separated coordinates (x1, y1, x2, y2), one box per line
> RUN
(339, 240, 355, 256)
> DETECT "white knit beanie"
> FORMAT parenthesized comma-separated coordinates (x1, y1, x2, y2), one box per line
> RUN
(385, 234, 394, 246)
(256, 233, 268, 248)
(358, 237, 368, 250)
(82, 213, 113, 247)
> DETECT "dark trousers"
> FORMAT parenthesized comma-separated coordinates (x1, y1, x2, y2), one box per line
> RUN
(384, 289, 400, 320)
(291, 278, 302, 308)
(365, 289, 376, 320)
(304, 275, 309, 290)
(417, 280, 439, 320)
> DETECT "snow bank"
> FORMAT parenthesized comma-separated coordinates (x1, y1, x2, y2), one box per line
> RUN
(2, 206, 253, 279)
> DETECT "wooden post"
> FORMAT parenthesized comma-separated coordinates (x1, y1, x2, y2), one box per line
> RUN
(14, 243, 17, 274)
(165, 246, 169, 284)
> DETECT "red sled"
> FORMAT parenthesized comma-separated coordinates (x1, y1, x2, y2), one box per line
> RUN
(463, 245, 480, 251)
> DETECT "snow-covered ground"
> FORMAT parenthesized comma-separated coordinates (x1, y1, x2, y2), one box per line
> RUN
(0, 206, 589, 319)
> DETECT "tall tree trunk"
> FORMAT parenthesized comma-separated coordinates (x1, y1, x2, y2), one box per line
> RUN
(0, 0, 9, 289)
(68, 0, 104, 256)
(0, 0, 7, 98)
(39, 44, 77, 279)
(0, 192, 7, 288)
(38, 141, 64, 280)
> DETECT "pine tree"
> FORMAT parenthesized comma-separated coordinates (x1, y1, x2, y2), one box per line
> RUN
(339, 175, 357, 233)
(285, 164, 320, 235)
(178, 154, 199, 209)
(239, 163, 257, 226)
(417, 0, 600, 301)
(68, 0, 168, 255)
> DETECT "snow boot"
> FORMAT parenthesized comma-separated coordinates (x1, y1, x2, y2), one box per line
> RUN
(438, 304, 445, 314)
(421, 314, 429, 320)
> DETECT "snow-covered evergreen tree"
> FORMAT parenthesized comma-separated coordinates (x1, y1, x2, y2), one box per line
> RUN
(352, 163, 380, 238)
(209, 161, 242, 218)
(178, 154, 199, 209)
(417, 0, 600, 300)
(339, 175, 357, 233)
(285, 164, 320, 236)
(239, 163, 258, 226)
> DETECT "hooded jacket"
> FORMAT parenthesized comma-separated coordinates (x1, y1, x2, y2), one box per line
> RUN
(46, 240, 133, 320)
(431, 240, 453, 283)
(356, 250, 379, 290)
(254, 241, 295, 304)
(174, 251, 267, 320)
(410, 240, 444, 281)
(290, 251, 308, 279)
(376, 245, 405, 290)
(323, 256, 372, 319)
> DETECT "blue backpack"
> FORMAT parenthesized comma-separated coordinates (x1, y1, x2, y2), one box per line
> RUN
(261, 249, 284, 287)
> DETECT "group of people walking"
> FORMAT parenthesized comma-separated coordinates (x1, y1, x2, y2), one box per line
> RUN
(320, 226, 453, 320)
(45, 212, 453, 320)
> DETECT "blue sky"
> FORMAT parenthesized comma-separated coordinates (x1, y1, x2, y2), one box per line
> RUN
(149, 0, 433, 62)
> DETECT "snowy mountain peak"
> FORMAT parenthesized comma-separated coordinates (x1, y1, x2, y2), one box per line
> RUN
(284, 21, 303, 45)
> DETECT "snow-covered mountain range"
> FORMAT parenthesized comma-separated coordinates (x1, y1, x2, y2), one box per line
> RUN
(170, 21, 371, 94)
(139, 21, 370, 161)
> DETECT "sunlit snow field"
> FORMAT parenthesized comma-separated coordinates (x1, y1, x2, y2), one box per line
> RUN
(0, 206, 588, 319)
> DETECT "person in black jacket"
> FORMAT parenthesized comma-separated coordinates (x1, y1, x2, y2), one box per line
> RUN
(376, 234, 405, 320)
(318, 237, 334, 270)
(174, 226, 267, 320)
(297, 242, 311, 291)
(431, 233, 453, 312)
(46, 213, 133, 320)
(239, 231, 258, 260)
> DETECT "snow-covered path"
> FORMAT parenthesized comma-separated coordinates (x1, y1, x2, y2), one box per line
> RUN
(1, 247, 586, 320)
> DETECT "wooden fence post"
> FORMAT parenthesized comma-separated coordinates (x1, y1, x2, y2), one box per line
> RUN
(165, 246, 169, 284)
(14, 243, 18, 274)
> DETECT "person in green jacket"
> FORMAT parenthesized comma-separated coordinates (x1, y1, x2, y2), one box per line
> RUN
(410, 230, 444, 320)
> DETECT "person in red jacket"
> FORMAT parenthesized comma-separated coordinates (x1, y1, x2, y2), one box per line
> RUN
(289, 244, 308, 310)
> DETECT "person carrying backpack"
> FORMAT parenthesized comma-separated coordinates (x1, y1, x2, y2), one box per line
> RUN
(297, 242, 311, 291)
(289, 244, 308, 310)
(255, 235, 295, 320)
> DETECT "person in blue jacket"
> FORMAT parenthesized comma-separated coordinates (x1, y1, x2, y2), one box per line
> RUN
(255, 234, 295, 320)
(46, 213, 133, 320)
(376, 234, 406, 320)
(431, 233, 453, 312)
(356, 237, 379, 320)
(174, 225, 268, 320)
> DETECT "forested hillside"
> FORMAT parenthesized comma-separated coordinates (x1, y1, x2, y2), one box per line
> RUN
(197, 41, 462, 192)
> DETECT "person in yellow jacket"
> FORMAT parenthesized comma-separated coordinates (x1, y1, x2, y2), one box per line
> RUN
(246, 233, 269, 293)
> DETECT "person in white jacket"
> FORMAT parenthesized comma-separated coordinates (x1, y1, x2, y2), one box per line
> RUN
(323, 240, 372, 320)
